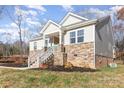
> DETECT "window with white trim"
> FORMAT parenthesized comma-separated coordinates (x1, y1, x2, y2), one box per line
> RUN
(77, 30, 84, 43)
(70, 29, 84, 44)
(70, 31, 76, 43)
(34, 42, 37, 50)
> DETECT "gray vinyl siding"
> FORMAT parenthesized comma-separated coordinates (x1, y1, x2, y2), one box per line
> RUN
(95, 17, 114, 58)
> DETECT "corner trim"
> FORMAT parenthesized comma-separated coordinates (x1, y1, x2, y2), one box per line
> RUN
(93, 25, 96, 69)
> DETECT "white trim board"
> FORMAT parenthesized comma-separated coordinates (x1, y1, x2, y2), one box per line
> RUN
(59, 12, 88, 25)
(40, 20, 61, 34)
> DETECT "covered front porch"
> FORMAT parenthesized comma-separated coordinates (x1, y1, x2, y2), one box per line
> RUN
(40, 20, 64, 51)
(43, 31, 63, 49)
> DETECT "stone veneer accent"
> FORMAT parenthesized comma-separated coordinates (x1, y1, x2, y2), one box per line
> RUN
(95, 55, 113, 69)
(28, 42, 114, 69)
(54, 52, 66, 66)
(64, 42, 95, 69)
(53, 45, 66, 66)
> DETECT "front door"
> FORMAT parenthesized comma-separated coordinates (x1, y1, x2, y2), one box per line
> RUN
(45, 39, 49, 47)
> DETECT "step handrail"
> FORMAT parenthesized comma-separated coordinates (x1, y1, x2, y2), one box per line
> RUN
(28, 47, 53, 67)
(28, 49, 45, 65)
(39, 47, 53, 64)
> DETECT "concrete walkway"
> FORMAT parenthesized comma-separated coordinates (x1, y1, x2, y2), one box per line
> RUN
(0, 66, 34, 70)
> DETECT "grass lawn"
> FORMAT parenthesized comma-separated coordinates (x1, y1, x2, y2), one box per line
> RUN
(0, 63, 124, 88)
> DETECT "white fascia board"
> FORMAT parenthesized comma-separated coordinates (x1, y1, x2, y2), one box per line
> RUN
(59, 12, 88, 25)
(40, 20, 61, 34)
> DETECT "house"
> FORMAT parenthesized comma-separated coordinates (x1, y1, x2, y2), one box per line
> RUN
(28, 12, 114, 69)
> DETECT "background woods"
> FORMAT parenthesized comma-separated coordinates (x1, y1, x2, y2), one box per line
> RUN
(113, 7, 124, 52)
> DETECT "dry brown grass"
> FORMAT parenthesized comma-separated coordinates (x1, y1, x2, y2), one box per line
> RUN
(0, 62, 124, 88)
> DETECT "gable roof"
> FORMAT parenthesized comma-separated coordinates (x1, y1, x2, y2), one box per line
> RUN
(59, 12, 88, 25)
(40, 20, 61, 34)
(62, 15, 111, 31)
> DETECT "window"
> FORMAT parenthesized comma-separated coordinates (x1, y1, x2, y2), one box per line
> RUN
(34, 42, 37, 50)
(70, 31, 76, 43)
(77, 30, 84, 43)
(69, 29, 84, 44)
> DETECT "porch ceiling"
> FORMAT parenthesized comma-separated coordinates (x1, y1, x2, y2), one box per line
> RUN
(45, 32, 59, 37)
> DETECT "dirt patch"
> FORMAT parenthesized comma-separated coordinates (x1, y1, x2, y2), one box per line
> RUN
(0, 55, 28, 64)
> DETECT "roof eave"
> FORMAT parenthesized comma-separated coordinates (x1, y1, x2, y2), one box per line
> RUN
(62, 19, 97, 31)
(29, 37, 43, 42)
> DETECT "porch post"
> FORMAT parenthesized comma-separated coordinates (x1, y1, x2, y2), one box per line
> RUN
(53, 36, 54, 46)
(59, 30, 64, 45)
(50, 36, 52, 47)
(43, 34, 45, 47)
(59, 28, 64, 52)
(59, 32, 61, 45)
(28, 57, 30, 68)
(43, 34, 46, 51)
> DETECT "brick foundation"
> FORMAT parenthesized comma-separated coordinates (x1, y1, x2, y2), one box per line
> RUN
(95, 55, 113, 69)
(64, 42, 95, 69)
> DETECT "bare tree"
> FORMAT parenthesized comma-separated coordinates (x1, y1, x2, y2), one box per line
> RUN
(4, 6, 46, 59)
(113, 7, 124, 52)
(117, 7, 124, 20)
(5, 6, 27, 62)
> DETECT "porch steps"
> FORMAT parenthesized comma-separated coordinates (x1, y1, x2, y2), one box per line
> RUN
(39, 48, 53, 64)
(28, 47, 53, 68)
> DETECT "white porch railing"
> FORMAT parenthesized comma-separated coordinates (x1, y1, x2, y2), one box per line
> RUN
(28, 47, 54, 68)
(39, 47, 53, 64)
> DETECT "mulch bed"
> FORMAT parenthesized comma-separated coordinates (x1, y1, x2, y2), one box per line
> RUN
(39, 65, 98, 72)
